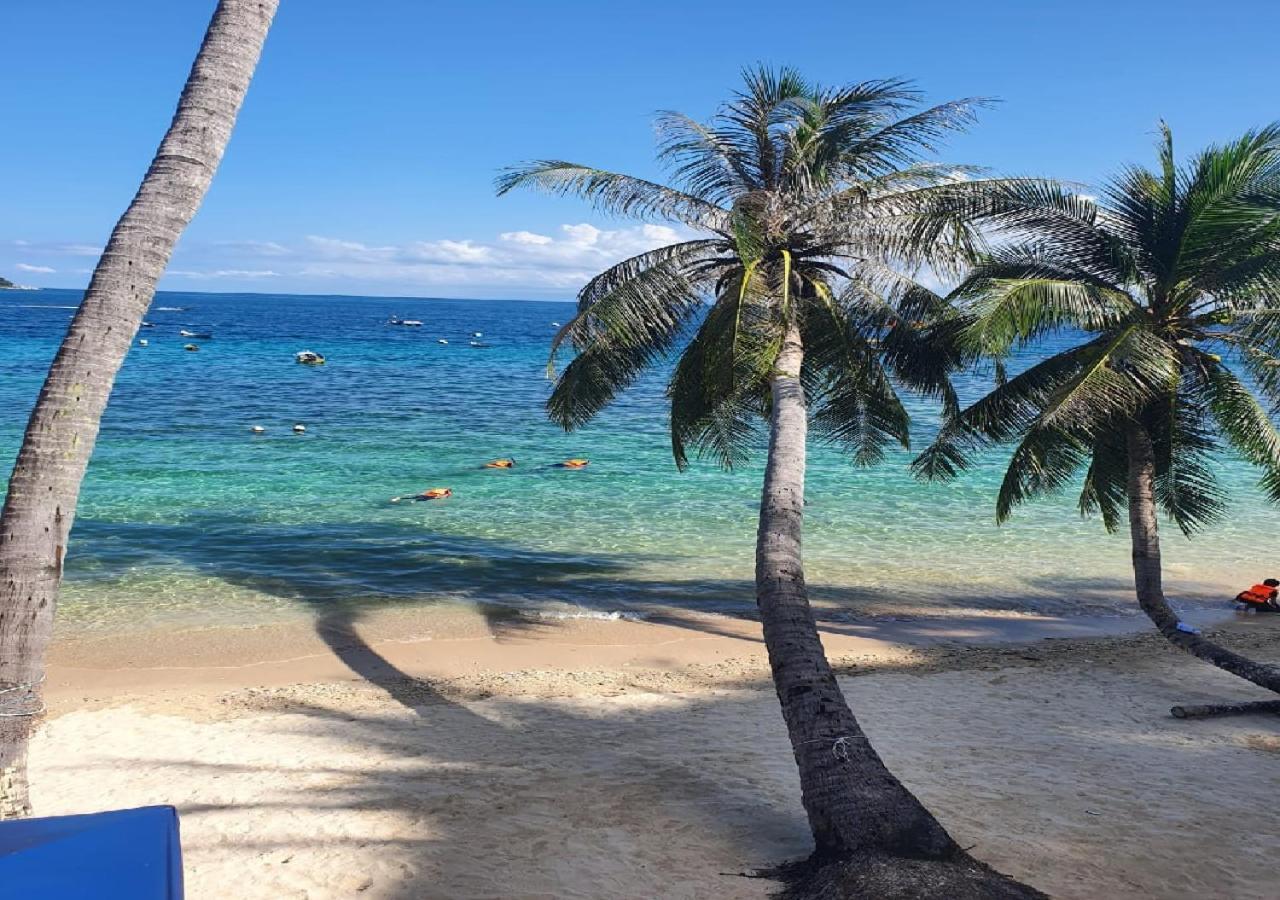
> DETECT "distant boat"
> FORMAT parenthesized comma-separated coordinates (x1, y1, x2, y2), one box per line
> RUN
(156, 306, 188, 312)
(437, 338, 448, 345)
(469, 341, 489, 348)
(387, 316, 423, 326)
(295, 350, 326, 365)
(140, 321, 155, 328)
(179, 329, 212, 338)
(551, 322, 561, 327)
(183, 343, 199, 352)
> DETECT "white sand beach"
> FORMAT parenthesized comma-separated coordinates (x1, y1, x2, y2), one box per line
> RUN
(31, 610, 1280, 899)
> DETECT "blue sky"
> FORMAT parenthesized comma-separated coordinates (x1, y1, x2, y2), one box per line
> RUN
(2, 0, 1277, 299)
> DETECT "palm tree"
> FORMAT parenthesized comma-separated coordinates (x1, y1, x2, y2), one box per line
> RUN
(499, 67, 1043, 895)
(915, 124, 1280, 697)
(0, 0, 278, 818)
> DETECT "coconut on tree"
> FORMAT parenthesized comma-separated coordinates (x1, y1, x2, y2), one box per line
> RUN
(915, 124, 1280, 698)
(0, 0, 278, 818)
(499, 67, 1046, 895)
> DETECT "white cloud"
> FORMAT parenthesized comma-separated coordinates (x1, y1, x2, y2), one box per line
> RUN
(169, 269, 282, 279)
(15, 263, 55, 273)
(500, 230, 553, 245)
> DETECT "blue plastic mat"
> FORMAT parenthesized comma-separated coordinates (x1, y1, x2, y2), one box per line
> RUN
(0, 805, 183, 898)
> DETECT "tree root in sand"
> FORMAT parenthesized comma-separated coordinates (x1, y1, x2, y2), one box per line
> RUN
(765, 852, 1047, 900)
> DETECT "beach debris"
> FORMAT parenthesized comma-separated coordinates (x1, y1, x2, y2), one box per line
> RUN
(250, 425, 266, 433)
(390, 487, 452, 502)
(183, 343, 199, 352)
(1171, 699, 1280, 719)
(295, 350, 326, 365)
(293, 423, 306, 433)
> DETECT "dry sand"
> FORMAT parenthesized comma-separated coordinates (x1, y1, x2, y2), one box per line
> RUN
(30, 609, 1280, 899)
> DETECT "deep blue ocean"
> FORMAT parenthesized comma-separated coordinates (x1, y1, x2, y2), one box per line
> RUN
(1, 288, 1271, 633)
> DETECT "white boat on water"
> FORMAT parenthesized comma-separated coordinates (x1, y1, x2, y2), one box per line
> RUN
(295, 350, 326, 365)
(387, 315, 423, 326)
(179, 329, 213, 338)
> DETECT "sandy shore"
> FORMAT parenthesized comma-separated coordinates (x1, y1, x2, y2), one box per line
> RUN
(31, 607, 1280, 899)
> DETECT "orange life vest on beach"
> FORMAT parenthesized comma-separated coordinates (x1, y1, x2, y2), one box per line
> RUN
(1238, 583, 1277, 605)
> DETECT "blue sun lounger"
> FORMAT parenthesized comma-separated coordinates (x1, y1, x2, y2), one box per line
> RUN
(0, 805, 183, 898)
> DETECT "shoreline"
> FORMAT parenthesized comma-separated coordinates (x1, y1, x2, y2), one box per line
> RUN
(45, 600, 1249, 710)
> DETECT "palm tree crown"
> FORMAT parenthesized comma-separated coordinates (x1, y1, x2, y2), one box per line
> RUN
(498, 66, 1036, 463)
(916, 124, 1280, 533)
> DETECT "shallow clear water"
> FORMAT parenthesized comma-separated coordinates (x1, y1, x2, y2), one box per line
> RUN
(1, 288, 1271, 633)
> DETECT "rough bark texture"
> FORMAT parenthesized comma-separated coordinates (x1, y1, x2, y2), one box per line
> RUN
(756, 323, 1043, 897)
(1126, 422, 1280, 695)
(0, 0, 277, 818)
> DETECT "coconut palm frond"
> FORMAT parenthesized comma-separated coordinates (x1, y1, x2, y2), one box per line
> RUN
(955, 252, 1138, 355)
(803, 282, 909, 465)
(1148, 375, 1226, 534)
(668, 282, 779, 470)
(655, 110, 758, 203)
(1199, 352, 1280, 500)
(1078, 429, 1128, 532)
(546, 258, 704, 430)
(495, 161, 728, 229)
(995, 425, 1090, 523)
(552, 239, 722, 362)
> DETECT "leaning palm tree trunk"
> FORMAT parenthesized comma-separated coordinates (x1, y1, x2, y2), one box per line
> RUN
(0, 0, 278, 818)
(756, 323, 960, 856)
(1126, 422, 1280, 693)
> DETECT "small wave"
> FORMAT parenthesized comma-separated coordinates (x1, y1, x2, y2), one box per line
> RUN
(155, 306, 188, 311)
(18, 304, 79, 309)
(520, 609, 650, 622)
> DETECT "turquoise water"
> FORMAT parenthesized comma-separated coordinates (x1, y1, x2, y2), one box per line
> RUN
(1, 288, 1272, 634)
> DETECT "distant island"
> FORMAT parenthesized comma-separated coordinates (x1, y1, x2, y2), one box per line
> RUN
(0, 276, 38, 290)
(0, 276, 14, 289)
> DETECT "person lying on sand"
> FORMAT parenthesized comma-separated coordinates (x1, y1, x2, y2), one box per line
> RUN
(1235, 578, 1279, 611)
(390, 487, 452, 503)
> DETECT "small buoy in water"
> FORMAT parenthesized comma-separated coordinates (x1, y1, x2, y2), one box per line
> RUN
(250, 425, 266, 434)
(139, 338, 148, 346)
(293, 423, 306, 433)
(183, 343, 199, 352)
(437, 339, 448, 345)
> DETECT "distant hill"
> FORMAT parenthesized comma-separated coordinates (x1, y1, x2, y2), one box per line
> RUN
(0, 276, 14, 289)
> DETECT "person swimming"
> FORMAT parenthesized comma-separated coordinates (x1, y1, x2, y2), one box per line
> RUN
(1235, 578, 1279, 611)
(390, 487, 452, 503)
(483, 458, 516, 469)
(555, 458, 589, 469)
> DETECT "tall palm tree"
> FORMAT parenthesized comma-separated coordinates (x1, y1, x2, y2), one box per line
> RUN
(0, 0, 278, 818)
(499, 68, 1043, 894)
(915, 124, 1280, 696)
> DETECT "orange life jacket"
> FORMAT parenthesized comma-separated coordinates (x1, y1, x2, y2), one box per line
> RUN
(1238, 583, 1277, 604)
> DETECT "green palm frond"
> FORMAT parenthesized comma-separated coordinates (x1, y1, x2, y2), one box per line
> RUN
(1148, 373, 1226, 534)
(804, 280, 909, 465)
(495, 161, 729, 229)
(1199, 352, 1280, 500)
(1078, 429, 1128, 531)
(547, 253, 707, 430)
(956, 251, 1138, 355)
(668, 282, 778, 469)
(995, 425, 1089, 523)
